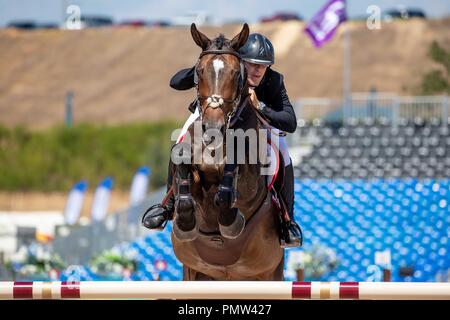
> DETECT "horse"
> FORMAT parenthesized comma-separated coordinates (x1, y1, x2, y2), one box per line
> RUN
(169, 23, 285, 280)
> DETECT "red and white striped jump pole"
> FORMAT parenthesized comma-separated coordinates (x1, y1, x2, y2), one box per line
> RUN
(1, 281, 449, 300)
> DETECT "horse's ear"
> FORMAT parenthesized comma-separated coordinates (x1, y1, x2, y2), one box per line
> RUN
(191, 23, 211, 50)
(230, 23, 249, 51)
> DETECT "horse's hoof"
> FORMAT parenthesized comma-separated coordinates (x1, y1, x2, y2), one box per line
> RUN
(219, 210, 245, 239)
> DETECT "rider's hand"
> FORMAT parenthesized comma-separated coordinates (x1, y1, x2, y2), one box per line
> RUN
(248, 88, 260, 108)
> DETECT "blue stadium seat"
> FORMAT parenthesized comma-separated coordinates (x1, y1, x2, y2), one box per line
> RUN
(60, 176, 449, 282)
(284, 178, 449, 282)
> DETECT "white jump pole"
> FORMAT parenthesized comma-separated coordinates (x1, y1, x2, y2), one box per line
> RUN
(1, 281, 450, 300)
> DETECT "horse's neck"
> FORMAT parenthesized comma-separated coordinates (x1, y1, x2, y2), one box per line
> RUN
(193, 96, 262, 175)
(229, 104, 269, 219)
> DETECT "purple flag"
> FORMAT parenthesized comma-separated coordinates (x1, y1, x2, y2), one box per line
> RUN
(305, 0, 347, 48)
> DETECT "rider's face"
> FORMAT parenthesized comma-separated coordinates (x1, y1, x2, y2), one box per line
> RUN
(243, 61, 268, 87)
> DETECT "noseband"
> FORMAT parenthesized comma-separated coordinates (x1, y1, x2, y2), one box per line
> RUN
(194, 49, 248, 128)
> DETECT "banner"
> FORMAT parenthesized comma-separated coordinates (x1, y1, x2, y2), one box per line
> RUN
(91, 177, 114, 222)
(129, 166, 151, 206)
(63, 180, 88, 225)
(305, 0, 347, 48)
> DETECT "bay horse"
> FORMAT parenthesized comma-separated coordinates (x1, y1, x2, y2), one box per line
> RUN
(169, 23, 285, 280)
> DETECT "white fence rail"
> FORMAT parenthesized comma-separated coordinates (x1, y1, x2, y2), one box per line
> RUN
(295, 93, 449, 124)
(2, 281, 450, 300)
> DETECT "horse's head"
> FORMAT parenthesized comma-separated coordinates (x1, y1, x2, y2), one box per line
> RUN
(191, 23, 249, 139)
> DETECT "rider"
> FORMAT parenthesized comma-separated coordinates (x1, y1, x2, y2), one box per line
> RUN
(143, 33, 302, 247)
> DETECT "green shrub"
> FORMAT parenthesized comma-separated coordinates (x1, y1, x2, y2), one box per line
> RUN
(421, 41, 450, 95)
(0, 121, 182, 192)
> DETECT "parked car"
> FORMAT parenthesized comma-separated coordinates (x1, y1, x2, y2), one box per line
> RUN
(147, 20, 171, 27)
(260, 12, 303, 23)
(383, 8, 426, 20)
(37, 23, 59, 29)
(79, 15, 114, 28)
(118, 20, 148, 27)
(6, 21, 58, 30)
(7, 20, 37, 29)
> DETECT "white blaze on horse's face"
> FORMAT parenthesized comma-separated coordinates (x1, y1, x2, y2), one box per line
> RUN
(204, 58, 225, 109)
(212, 58, 224, 95)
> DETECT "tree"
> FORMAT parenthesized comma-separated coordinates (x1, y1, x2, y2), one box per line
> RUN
(421, 41, 450, 95)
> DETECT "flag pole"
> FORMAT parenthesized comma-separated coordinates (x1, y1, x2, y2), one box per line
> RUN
(304, 0, 350, 121)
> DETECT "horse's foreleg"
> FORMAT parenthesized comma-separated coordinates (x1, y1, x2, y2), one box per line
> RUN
(215, 163, 245, 239)
(173, 163, 199, 241)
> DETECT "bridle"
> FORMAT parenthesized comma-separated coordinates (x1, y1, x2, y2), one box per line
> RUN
(194, 49, 248, 129)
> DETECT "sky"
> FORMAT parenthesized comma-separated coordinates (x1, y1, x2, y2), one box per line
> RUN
(0, 0, 449, 26)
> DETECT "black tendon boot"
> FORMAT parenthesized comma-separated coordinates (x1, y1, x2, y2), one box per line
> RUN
(214, 163, 237, 210)
(280, 162, 303, 248)
(142, 159, 175, 230)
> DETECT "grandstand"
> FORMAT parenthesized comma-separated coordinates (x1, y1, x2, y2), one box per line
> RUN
(289, 177, 449, 282)
(295, 117, 450, 179)
(283, 110, 449, 282)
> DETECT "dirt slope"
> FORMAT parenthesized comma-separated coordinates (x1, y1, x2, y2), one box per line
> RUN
(0, 19, 449, 129)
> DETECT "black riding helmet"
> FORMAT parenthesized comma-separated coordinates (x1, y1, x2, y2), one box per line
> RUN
(238, 33, 275, 65)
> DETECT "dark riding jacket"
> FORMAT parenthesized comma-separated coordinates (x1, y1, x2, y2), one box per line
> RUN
(169, 67, 297, 133)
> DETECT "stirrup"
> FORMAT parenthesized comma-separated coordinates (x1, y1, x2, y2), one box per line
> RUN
(141, 204, 170, 230)
(280, 221, 303, 248)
